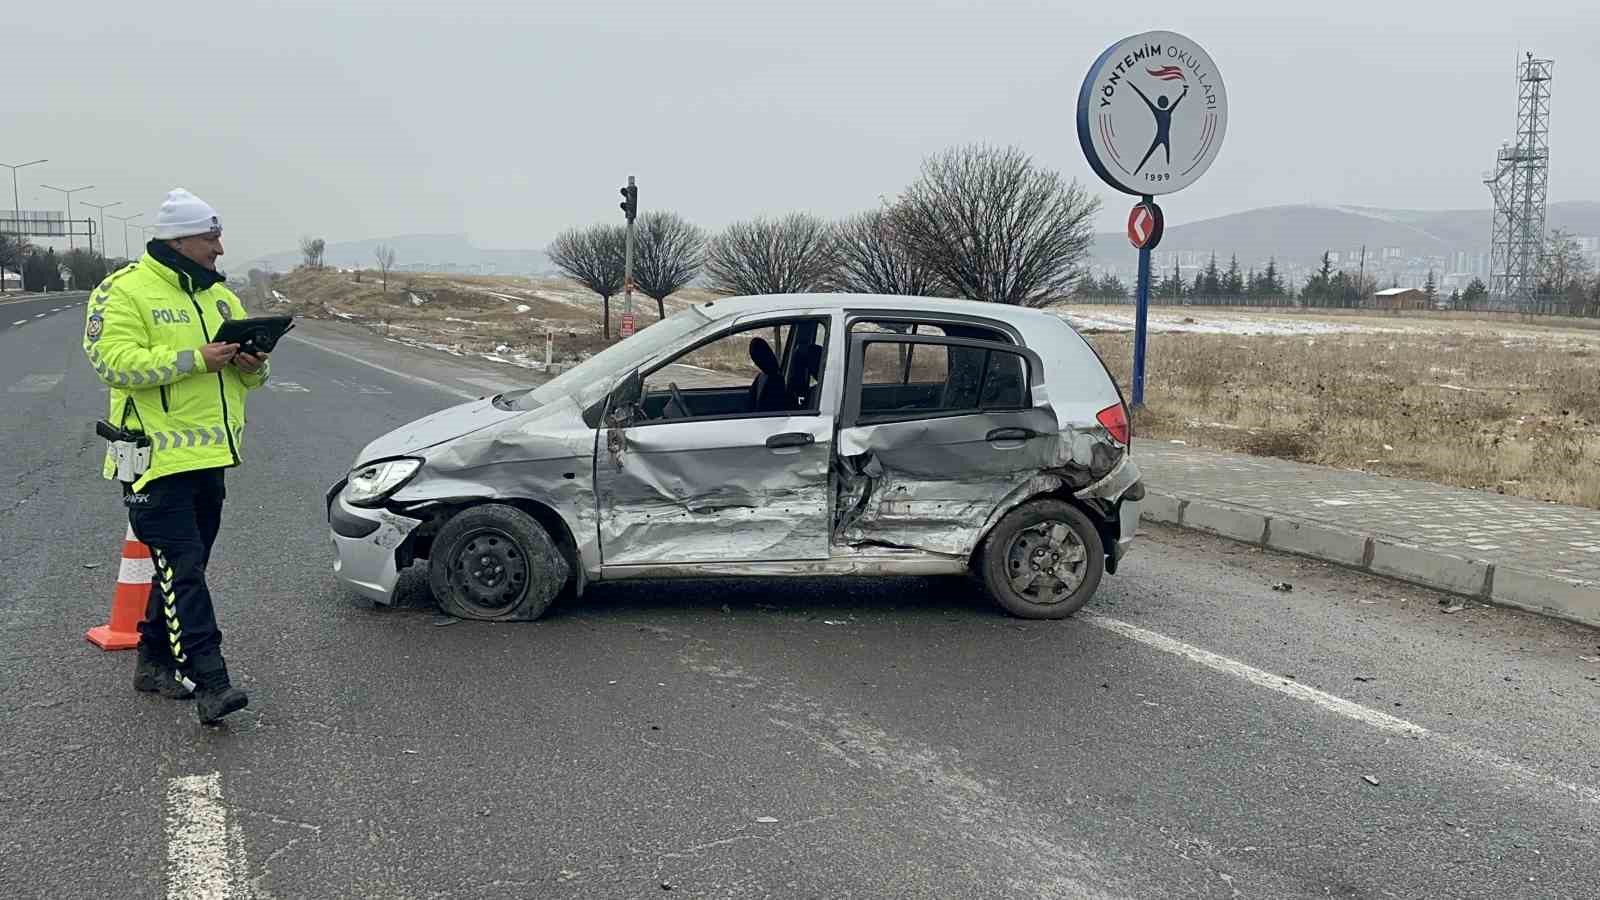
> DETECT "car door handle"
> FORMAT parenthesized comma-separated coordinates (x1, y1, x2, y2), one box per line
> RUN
(766, 432, 815, 449)
(986, 427, 1037, 442)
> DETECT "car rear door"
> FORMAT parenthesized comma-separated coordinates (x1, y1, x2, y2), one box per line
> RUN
(833, 331, 1057, 556)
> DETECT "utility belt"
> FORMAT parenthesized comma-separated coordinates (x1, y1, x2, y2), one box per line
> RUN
(97, 398, 151, 484)
(97, 419, 152, 484)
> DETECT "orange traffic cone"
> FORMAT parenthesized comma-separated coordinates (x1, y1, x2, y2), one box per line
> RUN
(85, 525, 152, 651)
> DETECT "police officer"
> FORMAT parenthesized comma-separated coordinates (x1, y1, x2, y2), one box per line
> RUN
(84, 189, 270, 725)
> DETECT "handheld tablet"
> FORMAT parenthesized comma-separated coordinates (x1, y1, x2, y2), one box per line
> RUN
(213, 315, 295, 354)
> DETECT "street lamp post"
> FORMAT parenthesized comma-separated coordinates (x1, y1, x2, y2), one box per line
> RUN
(82, 200, 121, 258)
(108, 213, 142, 261)
(0, 158, 47, 296)
(40, 183, 94, 251)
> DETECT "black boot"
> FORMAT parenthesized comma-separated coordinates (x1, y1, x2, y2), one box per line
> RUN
(189, 654, 248, 725)
(133, 642, 195, 700)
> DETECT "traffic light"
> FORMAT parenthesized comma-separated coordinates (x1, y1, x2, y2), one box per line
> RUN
(619, 182, 638, 222)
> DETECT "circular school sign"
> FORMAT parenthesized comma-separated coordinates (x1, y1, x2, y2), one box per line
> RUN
(1077, 31, 1227, 196)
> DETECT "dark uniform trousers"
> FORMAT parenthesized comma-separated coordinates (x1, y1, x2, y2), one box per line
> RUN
(127, 468, 227, 678)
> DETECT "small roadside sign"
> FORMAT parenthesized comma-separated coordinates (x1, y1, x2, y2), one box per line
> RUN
(1127, 201, 1164, 250)
(619, 312, 636, 338)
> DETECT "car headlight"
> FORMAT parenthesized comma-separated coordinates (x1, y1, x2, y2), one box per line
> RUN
(344, 459, 421, 507)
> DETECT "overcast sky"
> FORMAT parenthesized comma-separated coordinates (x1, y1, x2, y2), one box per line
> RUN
(10, 0, 1598, 265)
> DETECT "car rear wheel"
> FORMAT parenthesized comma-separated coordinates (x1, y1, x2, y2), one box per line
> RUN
(427, 504, 569, 621)
(979, 499, 1104, 619)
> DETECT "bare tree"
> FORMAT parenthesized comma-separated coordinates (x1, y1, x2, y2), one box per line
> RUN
(704, 214, 837, 296)
(1540, 229, 1592, 301)
(299, 236, 326, 270)
(831, 208, 949, 296)
(0, 233, 30, 294)
(374, 244, 397, 293)
(891, 144, 1100, 307)
(632, 211, 706, 319)
(547, 224, 627, 339)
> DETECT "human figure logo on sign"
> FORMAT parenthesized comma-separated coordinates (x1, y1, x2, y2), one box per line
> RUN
(1077, 31, 1227, 196)
(1078, 31, 1226, 407)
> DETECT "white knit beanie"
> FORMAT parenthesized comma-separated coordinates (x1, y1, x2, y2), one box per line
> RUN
(152, 188, 222, 240)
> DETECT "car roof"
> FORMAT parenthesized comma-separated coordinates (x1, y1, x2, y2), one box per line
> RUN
(694, 293, 1065, 332)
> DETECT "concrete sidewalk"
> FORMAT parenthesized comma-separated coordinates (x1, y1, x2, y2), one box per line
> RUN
(1134, 442, 1600, 629)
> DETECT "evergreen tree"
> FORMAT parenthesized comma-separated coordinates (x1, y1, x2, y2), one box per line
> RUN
(1071, 275, 1102, 299)
(1303, 251, 1334, 307)
(1096, 273, 1128, 299)
(1460, 277, 1488, 309)
(1254, 258, 1284, 299)
(1423, 270, 1438, 307)
(1199, 253, 1222, 300)
(1448, 288, 1461, 310)
(1156, 260, 1184, 300)
(1223, 254, 1245, 300)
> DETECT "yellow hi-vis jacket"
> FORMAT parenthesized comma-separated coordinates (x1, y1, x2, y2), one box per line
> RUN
(83, 249, 270, 491)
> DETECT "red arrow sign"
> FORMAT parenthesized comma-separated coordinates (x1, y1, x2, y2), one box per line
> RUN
(1127, 201, 1164, 250)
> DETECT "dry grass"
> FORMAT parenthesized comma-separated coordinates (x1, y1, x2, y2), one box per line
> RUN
(1086, 329, 1600, 508)
(252, 268, 711, 363)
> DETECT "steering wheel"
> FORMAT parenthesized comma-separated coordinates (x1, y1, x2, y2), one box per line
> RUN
(666, 381, 690, 420)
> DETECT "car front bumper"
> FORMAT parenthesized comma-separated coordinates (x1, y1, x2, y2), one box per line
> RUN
(327, 481, 423, 606)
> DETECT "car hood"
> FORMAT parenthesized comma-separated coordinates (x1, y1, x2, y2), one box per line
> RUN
(355, 397, 523, 464)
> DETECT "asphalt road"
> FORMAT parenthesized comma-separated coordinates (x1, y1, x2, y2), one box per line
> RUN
(2, 309, 1598, 899)
(0, 291, 90, 335)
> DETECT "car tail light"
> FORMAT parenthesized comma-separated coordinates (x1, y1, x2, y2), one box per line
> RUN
(1096, 402, 1131, 446)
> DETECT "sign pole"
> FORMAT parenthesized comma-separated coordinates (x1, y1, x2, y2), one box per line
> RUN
(1125, 196, 1162, 408)
(1133, 232, 1152, 407)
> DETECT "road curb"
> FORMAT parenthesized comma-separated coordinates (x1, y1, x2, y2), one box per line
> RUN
(1141, 489, 1600, 630)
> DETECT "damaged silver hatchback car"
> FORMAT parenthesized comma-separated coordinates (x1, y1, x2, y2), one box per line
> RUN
(327, 294, 1144, 620)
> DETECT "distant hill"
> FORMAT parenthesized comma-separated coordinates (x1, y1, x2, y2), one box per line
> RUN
(1090, 201, 1600, 267)
(240, 233, 550, 277)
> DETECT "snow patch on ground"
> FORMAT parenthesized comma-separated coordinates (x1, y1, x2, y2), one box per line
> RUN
(516, 304, 531, 313)
(1057, 309, 1417, 337)
(409, 292, 428, 306)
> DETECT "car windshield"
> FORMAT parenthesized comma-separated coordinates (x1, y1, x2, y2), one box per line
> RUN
(514, 305, 715, 411)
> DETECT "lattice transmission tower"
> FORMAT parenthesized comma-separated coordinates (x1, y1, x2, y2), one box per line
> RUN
(1483, 53, 1553, 308)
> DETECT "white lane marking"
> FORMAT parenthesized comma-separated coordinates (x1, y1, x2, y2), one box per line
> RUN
(165, 773, 246, 898)
(1086, 615, 1600, 804)
(7, 373, 64, 393)
(53, 306, 66, 311)
(1088, 615, 1423, 735)
(285, 332, 477, 400)
(33, 313, 46, 318)
(330, 378, 392, 395)
(10, 320, 26, 326)
(265, 381, 310, 393)
(461, 375, 520, 392)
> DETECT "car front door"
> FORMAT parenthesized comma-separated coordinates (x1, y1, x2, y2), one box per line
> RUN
(832, 329, 1057, 556)
(595, 316, 837, 566)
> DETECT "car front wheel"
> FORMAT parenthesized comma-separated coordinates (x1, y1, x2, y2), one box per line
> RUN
(979, 499, 1104, 619)
(427, 504, 569, 621)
